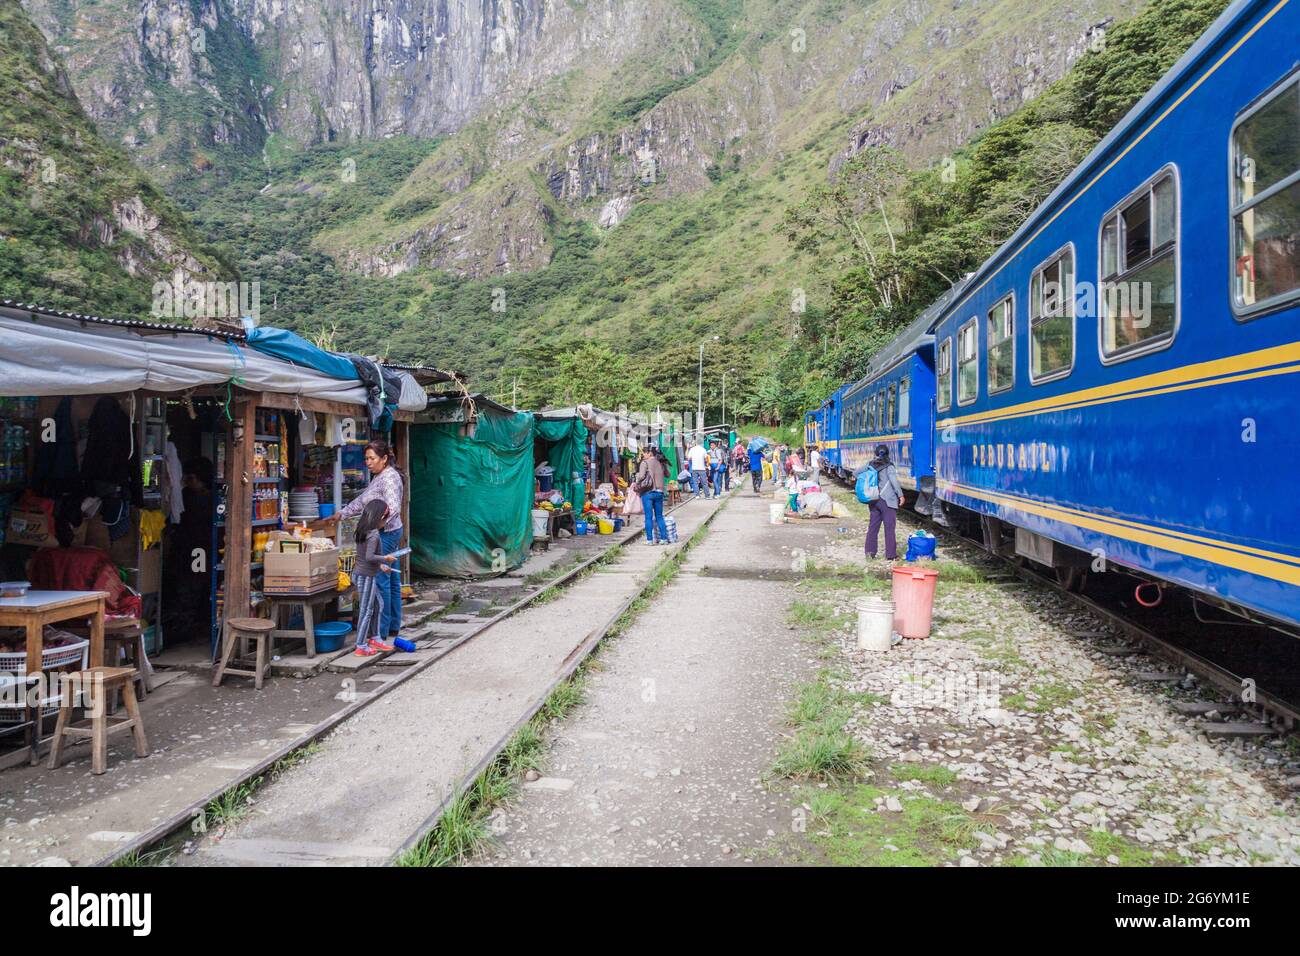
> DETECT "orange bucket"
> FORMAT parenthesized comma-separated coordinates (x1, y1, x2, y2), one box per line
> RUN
(891, 566, 939, 639)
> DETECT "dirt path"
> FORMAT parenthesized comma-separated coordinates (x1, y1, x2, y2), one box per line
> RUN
(469, 486, 833, 866)
(177, 492, 730, 866)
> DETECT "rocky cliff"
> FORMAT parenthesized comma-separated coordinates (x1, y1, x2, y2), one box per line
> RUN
(24, 0, 1144, 279)
(0, 0, 228, 315)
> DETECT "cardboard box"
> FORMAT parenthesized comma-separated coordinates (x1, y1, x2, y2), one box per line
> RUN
(5, 508, 84, 548)
(264, 545, 338, 594)
(264, 575, 338, 596)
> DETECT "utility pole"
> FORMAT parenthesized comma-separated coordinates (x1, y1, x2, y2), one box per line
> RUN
(697, 335, 718, 439)
(722, 367, 736, 432)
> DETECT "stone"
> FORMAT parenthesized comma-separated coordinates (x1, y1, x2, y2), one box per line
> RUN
(979, 708, 1013, 727)
(523, 776, 574, 792)
(962, 797, 982, 812)
(884, 797, 903, 813)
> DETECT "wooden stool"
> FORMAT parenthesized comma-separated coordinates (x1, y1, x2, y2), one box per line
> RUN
(667, 486, 682, 507)
(213, 618, 275, 689)
(103, 621, 151, 701)
(47, 667, 149, 775)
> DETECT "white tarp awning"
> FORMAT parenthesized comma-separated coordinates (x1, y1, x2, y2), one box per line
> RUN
(0, 308, 427, 410)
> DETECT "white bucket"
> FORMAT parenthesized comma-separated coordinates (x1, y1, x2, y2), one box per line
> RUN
(769, 503, 785, 525)
(531, 509, 551, 537)
(856, 596, 895, 652)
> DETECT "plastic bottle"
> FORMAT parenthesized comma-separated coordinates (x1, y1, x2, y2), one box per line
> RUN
(393, 637, 417, 653)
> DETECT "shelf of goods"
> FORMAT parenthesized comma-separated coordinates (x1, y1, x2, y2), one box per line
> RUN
(210, 407, 288, 653)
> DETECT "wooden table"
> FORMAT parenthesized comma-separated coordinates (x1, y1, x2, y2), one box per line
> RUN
(547, 509, 576, 540)
(0, 590, 107, 673)
(0, 590, 106, 766)
(266, 589, 339, 658)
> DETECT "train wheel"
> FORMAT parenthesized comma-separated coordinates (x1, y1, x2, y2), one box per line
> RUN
(1055, 565, 1087, 593)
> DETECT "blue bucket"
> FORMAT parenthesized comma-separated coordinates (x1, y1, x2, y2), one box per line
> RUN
(575, 519, 588, 536)
(314, 620, 352, 653)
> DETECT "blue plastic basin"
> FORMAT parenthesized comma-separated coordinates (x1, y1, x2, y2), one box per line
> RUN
(314, 621, 352, 653)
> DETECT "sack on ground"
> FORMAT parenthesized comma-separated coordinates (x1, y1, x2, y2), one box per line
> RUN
(800, 491, 833, 517)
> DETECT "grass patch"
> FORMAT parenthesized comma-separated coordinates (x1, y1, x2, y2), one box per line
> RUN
(806, 784, 988, 866)
(1007, 830, 1157, 867)
(785, 599, 842, 633)
(109, 845, 174, 867)
(772, 729, 870, 781)
(892, 764, 959, 789)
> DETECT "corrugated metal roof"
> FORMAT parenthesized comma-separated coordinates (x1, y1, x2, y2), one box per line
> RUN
(0, 298, 454, 380)
(0, 299, 246, 338)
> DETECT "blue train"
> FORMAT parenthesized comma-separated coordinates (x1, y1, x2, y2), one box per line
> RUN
(802, 0, 1300, 632)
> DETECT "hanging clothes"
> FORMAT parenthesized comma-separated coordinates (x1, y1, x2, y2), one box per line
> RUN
(323, 414, 346, 447)
(33, 396, 78, 497)
(297, 410, 318, 446)
(81, 396, 142, 504)
(139, 509, 166, 550)
(161, 441, 185, 524)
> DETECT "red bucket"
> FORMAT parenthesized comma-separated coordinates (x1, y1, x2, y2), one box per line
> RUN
(891, 566, 939, 639)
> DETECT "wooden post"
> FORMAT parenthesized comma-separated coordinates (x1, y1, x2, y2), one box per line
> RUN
(398, 420, 411, 581)
(224, 397, 257, 625)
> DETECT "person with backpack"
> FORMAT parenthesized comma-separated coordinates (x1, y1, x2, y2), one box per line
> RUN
(856, 443, 905, 561)
(634, 447, 669, 545)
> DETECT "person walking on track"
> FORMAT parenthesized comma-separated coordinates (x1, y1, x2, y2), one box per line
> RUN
(748, 442, 765, 494)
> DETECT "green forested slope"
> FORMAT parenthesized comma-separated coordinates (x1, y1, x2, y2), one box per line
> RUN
(0, 0, 228, 314)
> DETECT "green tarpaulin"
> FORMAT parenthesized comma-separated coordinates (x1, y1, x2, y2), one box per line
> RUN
(658, 424, 679, 479)
(534, 415, 587, 516)
(409, 407, 535, 577)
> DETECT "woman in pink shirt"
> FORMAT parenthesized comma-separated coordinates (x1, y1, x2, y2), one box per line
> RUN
(321, 440, 406, 638)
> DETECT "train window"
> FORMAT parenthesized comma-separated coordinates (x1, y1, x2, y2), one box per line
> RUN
(898, 376, 910, 428)
(937, 338, 952, 412)
(957, 319, 978, 404)
(1231, 74, 1300, 316)
(887, 383, 897, 428)
(986, 294, 1015, 394)
(1100, 169, 1178, 359)
(1030, 246, 1075, 381)
(877, 389, 886, 430)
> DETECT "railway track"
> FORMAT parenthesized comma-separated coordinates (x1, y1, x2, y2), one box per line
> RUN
(96, 492, 721, 867)
(995, 556, 1300, 731)
(832, 477, 1300, 733)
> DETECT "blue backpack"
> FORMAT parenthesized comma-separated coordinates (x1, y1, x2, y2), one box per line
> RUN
(855, 466, 880, 503)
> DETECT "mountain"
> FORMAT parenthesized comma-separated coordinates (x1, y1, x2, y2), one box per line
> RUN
(0, 0, 230, 316)
(13, 0, 1192, 414)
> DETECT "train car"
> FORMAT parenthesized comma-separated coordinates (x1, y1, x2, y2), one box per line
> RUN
(837, 311, 937, 490)
(813, 384, 849, 472)
(928, 0, 1300, 630)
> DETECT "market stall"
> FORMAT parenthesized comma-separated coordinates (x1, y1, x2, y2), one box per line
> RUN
(0, 303, 446, 668)
(408, 394, 535, 577)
